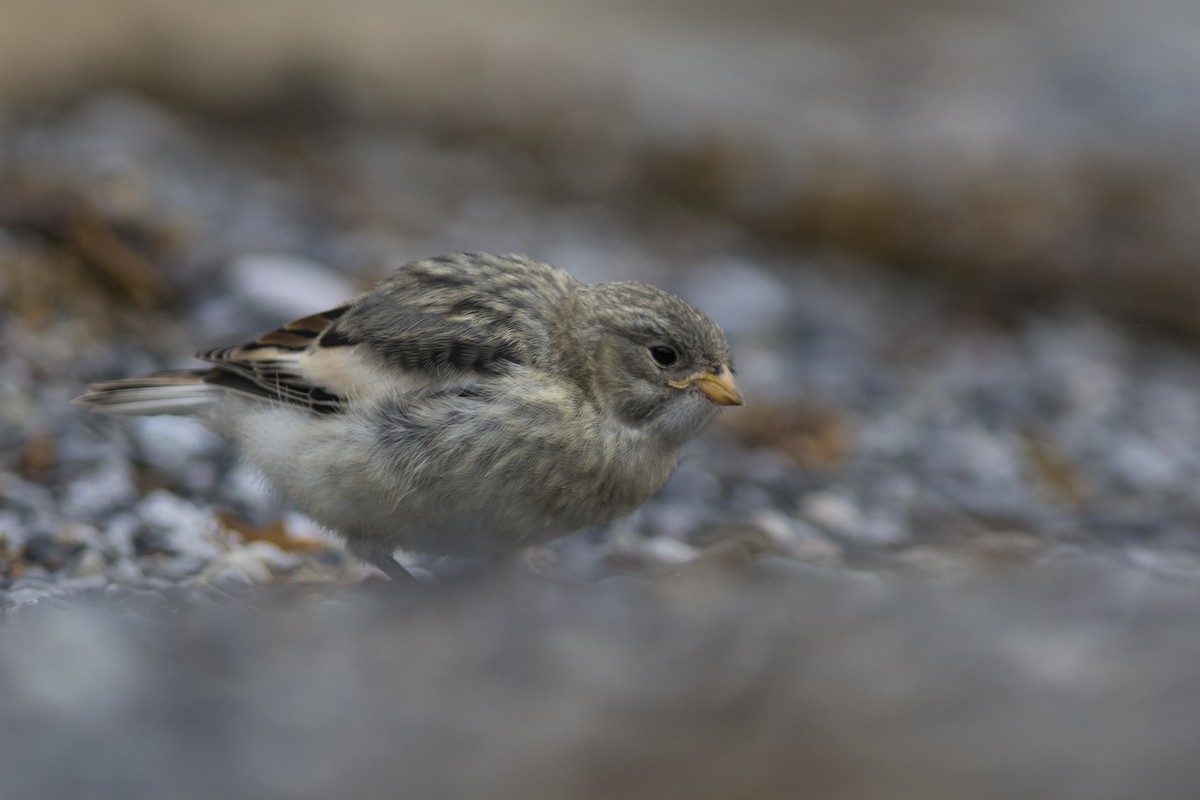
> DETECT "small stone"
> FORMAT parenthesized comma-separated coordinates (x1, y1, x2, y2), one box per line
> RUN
(228, 253, 357, 319)
(59, 523, 104, 549)
(1110, 435, 1179, 492)
(71, 549, 109, 578)
(147, 553, 210, 582)
(21, 534, 84, 571)
(131, 416, 224, 478)
(748, 509, 795, 547)
(1, 474, 55, 518)
(0, 511, 29, 554)
(61, 458, 137, 519)
(205, 567, 255, 592)
(803, 492, 863, 537)
(102, 513, 141, 559)
(784, 525, 843, 565)
(106, 558, 143, 582)
(210, 543, 294, 583)
(136, 490, 224, 562)
(640, 536, 699, 565)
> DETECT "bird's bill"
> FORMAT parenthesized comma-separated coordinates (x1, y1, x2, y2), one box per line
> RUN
(669, 366, 745, 406)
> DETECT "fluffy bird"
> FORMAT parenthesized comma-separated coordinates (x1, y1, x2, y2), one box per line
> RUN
(78, 253, 743, 581)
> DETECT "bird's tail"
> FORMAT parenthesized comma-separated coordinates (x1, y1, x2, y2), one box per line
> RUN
(75, 370, 217, 416)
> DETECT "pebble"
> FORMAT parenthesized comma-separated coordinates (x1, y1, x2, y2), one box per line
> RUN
(228, 253, 358, 319)
(149, 553, 212, 582)
(204, 566, 256, 592)
(802, 491, 864, 537)
(106, 558, 143, 582)
(0, 511, 29, 553)
(638, 536, 700, 565)
(1, 475, 55, 523)
(21, 534, 83, 571)
(753, 513, 842, 564)
(135, 490, 224, 562)
(203, 542, 296, 585)
(1109, 435, 1180, 492)
(131, 416, 224, 477)
(60, 458, 138, 519)
(102, 513, 141, 560)
(71, 549, 108, 578)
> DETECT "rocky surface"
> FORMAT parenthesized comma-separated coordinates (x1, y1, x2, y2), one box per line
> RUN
(5, 92, 1200, 597)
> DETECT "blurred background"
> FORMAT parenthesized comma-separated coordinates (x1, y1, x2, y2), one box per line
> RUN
(4, 1, 1200, 798)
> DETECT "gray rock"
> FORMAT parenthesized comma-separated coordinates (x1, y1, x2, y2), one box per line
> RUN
(61, 459, 137, 519)
(227, 253, 357, 319)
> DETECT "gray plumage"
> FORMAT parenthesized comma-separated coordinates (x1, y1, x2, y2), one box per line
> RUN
(77, 252, 743, 581)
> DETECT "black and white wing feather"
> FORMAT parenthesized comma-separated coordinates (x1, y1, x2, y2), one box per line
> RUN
(78, 252, 577, 416)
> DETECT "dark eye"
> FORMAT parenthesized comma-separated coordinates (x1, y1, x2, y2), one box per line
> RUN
(649, 345, 678, 367)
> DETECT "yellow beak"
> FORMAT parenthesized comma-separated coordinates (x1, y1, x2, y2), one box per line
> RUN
(669, 365, 744, 406)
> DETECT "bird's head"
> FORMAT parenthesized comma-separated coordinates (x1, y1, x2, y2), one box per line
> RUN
(560, 282, 743, 446)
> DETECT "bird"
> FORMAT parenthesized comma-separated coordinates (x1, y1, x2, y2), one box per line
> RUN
(77, 252, 743, 582)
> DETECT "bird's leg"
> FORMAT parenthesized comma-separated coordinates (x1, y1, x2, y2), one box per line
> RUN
(348, 540, 421, 584)
(374, 554, 421, 584)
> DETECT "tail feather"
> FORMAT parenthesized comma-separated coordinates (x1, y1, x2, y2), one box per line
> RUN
(75, 370, 217, 416)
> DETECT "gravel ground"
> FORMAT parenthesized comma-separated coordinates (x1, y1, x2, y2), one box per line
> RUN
(5, 92, 1200, 594)
(3, 77, 1200, 797)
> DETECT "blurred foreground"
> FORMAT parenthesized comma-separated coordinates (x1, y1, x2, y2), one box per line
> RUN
(6, 565, 1200, 800)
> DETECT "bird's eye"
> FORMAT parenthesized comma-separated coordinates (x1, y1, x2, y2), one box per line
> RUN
(649, 345, 678, 367)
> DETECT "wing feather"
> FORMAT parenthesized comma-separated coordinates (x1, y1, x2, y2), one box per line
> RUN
(192, 253, 575, 414)
(195, 306, 356, 413)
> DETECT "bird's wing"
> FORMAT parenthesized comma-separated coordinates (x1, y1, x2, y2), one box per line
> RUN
(197, 255, 568, 414)
(196, 306, 361, 414)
